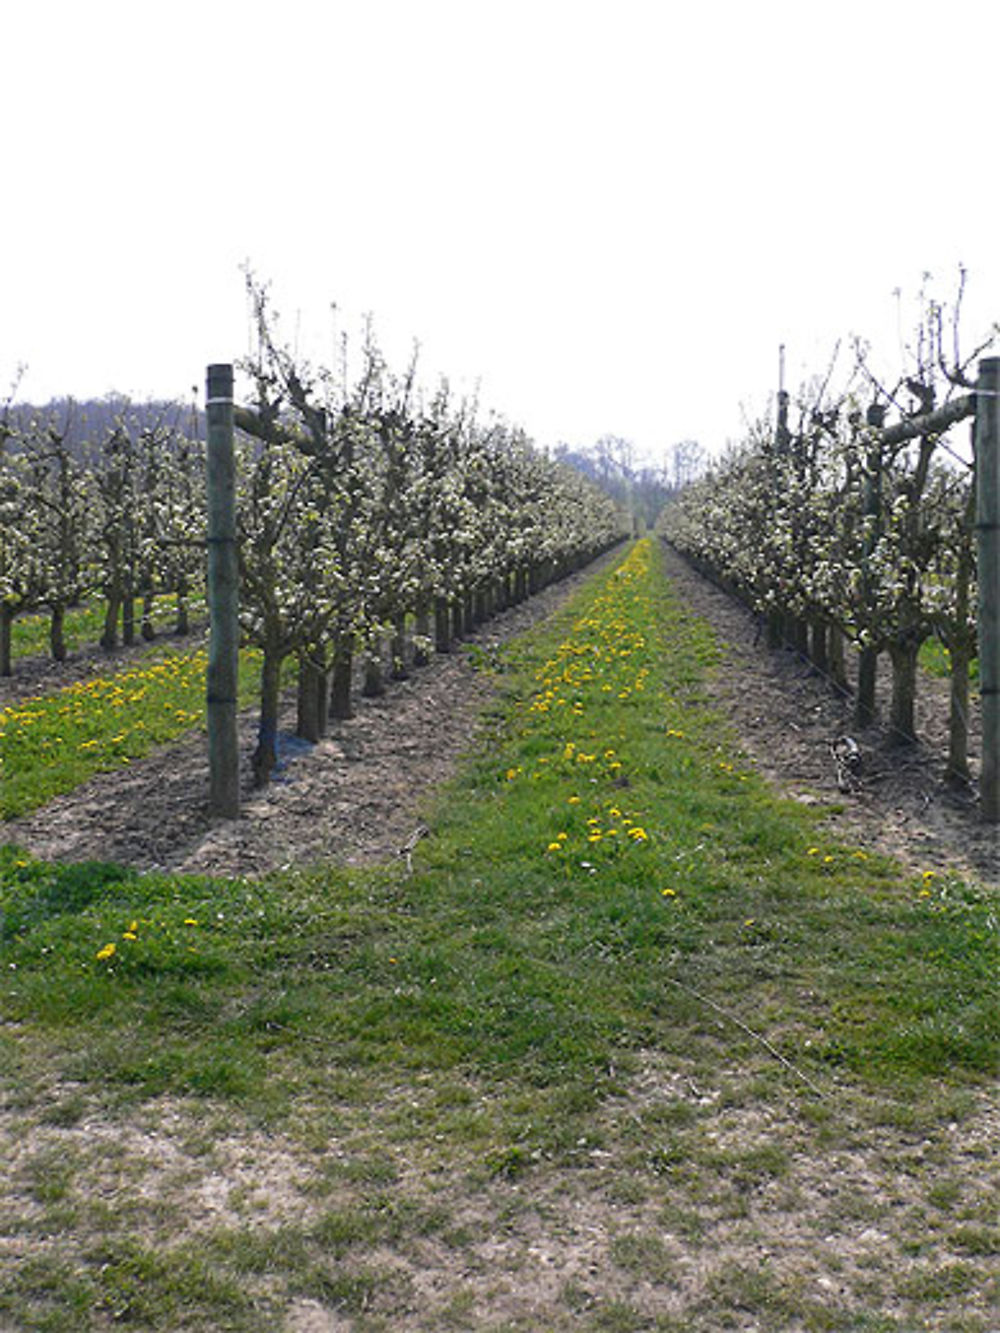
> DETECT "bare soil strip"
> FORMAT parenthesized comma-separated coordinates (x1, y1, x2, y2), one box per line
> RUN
(656, 545, 997, 888)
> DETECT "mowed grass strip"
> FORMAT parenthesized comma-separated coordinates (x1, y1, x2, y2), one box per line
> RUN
(0, 642, 260, 818)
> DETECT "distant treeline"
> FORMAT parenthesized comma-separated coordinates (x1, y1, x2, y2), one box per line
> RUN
(4, 395, 203, 458)
(554, 435, 706, 530)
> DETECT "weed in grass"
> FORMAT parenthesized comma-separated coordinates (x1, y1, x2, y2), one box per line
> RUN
(36, 1091, 88, 1127)
(562, 1280, 598, 1314)
(656, 1199, 710, 1244)
(949, 1225, 1000, 1255)
(609, 1231, 677, 1283)
(24, 1148, 76, 1204)
(603, 1175, 650, 1207)
(587, 1301, 648, 1331)
(0, 1253, 94, 1333)
(897, 1260, 984, 1301)
(290, 1262, 399, 1313)
(925, 1178, 963, 1211)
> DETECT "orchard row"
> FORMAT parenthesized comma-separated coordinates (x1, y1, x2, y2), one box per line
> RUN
(661, 301, 991, 784)
(1, 292, 627, 787)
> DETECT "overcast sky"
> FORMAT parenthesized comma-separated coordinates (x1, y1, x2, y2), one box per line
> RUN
(3, 0, 997, 464)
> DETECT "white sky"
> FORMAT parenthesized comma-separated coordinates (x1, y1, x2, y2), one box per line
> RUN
(3, 0, 997, 465)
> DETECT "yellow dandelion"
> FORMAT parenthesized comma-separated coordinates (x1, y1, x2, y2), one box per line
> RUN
(96, 943, 116, 961)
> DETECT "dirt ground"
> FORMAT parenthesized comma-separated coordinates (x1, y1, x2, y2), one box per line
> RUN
(656, 545, 998, 888)
(2, 543, 996, 888)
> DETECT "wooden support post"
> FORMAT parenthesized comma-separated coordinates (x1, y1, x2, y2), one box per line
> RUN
(975, 358, 1000, 823)
(206, 363, 240, 819)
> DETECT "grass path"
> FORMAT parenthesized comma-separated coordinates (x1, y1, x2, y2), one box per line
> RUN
(1, 539, 996, 1331)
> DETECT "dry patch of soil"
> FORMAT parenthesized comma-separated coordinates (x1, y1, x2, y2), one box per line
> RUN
(3, 1061, 997, 1330)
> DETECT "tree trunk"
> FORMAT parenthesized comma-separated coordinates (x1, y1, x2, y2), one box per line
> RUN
(390, 613, 409, 680)
(329, 642, 354, 720)
(766, 610, 784, 649)
(809, 620, 828, 676)
(451, 599, 464, 643)
(141, 590, 157, 641)
(296, 653, 328, 743)
(888, 640, 920, 745)
(101, 592, 121, 650)
(828, 626, 849, 695)
(414, 600, 431, 666)
(49, 604, 67, 662)
(0, 604, 13, 676)
(253, 645, 282, 786)
(856, 647, 878, 727)
(122, 580, 136, 647)
(175, 586, 190, 636)
(790, 617, 809, 657)
(946, 641, 972, 786)
(434, 597, 451, 655)
(362, 646, 385, 698)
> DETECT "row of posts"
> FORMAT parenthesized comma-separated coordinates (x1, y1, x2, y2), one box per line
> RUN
(204, 360, 1000, 825)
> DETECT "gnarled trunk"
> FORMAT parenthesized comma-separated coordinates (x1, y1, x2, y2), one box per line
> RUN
(49, 603, 67, 662)
(888, 640, 921, 745)
(101, 592, 121, 650)
(434, 597, 451, 655)
(329, 640, 354, 720)
(296, 653, 328, 743)
(828, 626, 849, 695)
(141, 590, 157, 641)
(390, 613, 409, 681)
(253, 643, 283, 786)
(0, 604, 13, 676)
(856, 647, 878, 727)
(946, 641, 972, 785)
(414, 600, 431, 667)
(809, 620, 828, 676)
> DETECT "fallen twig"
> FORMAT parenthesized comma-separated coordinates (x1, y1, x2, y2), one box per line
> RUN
(663, 974, 827, 1099)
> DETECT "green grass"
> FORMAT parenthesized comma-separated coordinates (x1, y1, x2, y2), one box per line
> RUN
(920, 636, 979, 683)
(9, 592, 206, 661)
(0, 643, 262, 817)
(0, 538, 997, 1330)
